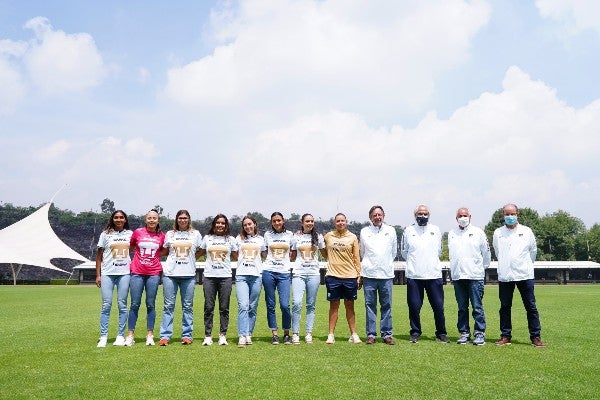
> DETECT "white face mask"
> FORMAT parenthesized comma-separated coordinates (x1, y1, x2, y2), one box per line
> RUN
(457, 216, 470, 228)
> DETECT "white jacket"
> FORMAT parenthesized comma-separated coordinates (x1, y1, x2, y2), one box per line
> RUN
(493, 224, 537, 282)
(448, 224, 491, 280)
(359, 223, 398, 279)
(401, 223, 442, 279)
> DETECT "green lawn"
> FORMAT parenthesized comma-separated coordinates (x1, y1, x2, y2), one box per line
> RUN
(0, 284, 599, 399)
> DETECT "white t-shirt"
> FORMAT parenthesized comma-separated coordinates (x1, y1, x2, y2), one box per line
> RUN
(262, 230, 295, 273)
(163, 229, 202, 277)
(97, 229, 133, 275)
(401, 223, 442, 279)
(201, 235, 238, 278)
(292, 232, 325, 276)
(236, 234, 266, 276)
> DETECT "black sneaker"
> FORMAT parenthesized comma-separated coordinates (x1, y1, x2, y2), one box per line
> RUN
(436, 334, 450, 343)
(283, 334, 292, 345)
(272, 335, 280, 345)
(409, 335, 419, 343)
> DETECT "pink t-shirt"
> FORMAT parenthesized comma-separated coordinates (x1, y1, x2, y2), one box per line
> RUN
(130, 227, 165, 276)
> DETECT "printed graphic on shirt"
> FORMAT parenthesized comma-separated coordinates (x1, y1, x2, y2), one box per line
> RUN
(269, 242, 289, 261)
(173, 242, 192, 259)
(109, 242, 130, 261)
(139, 240, 160, 264)
(240, 243, 261, 264)
(208, 244, 229, 268)
(297, 243, 317, 263)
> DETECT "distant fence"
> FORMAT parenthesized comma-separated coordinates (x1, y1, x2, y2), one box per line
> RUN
(72, 261, 600, 285)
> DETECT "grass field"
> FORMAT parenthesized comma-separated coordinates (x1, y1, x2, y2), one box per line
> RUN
(1, 284, 599, 400)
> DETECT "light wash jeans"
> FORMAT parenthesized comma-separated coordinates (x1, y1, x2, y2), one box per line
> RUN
(291, 274, 320, 334)
(235, 274, 262, 336)
(159, 276, 196, 340)
(363, 277, 393, 339)
(262, 270, 291, 331)
(128, 274, 160, 332)
(453, 279, 486, 335)
(99, 274, 130, 337)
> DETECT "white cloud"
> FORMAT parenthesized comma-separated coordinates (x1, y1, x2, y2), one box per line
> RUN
(22, 17, 106, 94)
(163, 0, 490, 118)
(536, 0, 600, 35)
(37, 140, 70, 162)
(0, 57, 25, 116)
(229, 65, 599, 228)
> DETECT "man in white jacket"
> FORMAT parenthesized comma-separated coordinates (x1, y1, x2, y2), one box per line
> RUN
(492, 203, 545, 347)
(448, 207, 491, 345)
(360, 205, 398, 345)
(401, 205, 448, 343)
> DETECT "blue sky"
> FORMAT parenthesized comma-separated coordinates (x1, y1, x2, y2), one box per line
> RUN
(1, 0, 599, 231)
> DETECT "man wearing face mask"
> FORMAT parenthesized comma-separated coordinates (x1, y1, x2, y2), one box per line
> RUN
(448, 207, 491, 345)
(401, 205, 448, 343)
(492, 203, 545, 347)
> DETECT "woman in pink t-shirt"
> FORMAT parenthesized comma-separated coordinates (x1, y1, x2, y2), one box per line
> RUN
(124, 209, 165, 346)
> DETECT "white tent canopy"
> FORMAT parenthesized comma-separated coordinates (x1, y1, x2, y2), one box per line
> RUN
(0, 203, 90, 284)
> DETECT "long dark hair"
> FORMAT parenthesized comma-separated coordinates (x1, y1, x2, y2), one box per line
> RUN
(173, 209, 193, 231)
(270, 211, 286, 233)
(208, 214, 231, 236)
(301, 213, 319, 246)
(104, 210, 129, 233)
(240, 215, 258, 240)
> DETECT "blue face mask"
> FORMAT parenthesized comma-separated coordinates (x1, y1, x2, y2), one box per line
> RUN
(416, 216, 429, 226)
(504, 215, 517, 226)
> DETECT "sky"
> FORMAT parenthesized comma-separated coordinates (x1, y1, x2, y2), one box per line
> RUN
(1, 0, 599, 232)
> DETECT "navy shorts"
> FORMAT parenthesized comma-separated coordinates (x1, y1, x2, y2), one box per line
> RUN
(325, 276, 358, 301)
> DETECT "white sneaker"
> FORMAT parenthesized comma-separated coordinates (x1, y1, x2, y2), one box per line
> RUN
(245, 335, 253, 345)
(218, 334, 228, 346)
(113, 335, 125, 346)
(146, 335, 155, 346)
(348, 333, 362, 344)
(292, 333, 300, 345)
(202, 337, 213, 346)
(325, 333, 335, 344)
(124, 335, 135, 347)
(238, 336, 246, 347)
(97, 336, 108, 348)
(305, 333, 313, 344)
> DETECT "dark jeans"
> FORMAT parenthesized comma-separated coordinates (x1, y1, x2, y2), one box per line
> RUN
(407, 278, 446, 337)
(453, 279, 486, 334)
(203, 277, 232, 336)
(498, 279, 541, 340)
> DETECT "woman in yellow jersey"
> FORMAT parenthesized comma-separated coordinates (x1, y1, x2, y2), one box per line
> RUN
(322, 213, 362, 344)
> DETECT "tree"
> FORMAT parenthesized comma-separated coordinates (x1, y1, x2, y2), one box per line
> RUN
(153, 205, 164, 215)
(100, 198, 115, 214)
(536, 210, 585, 261)
(576, 224, 600, 263)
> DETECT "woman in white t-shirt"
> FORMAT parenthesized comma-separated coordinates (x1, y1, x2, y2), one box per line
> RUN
(95, 210, 133, 347)
(261, 212, 296, 345)
(199, 214, 238, 346)
(291, 213, 326, 344)
(235, 215, 266, 347)
(158, 210, 202, 346)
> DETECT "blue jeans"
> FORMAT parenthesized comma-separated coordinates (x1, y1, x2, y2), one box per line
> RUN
(159, 276, 195, 340)
(498, 279, 541, 340)
(262, 270, 291, 331)
(128, 274, 160, 332)
(406, 278, 447, 337)
(235, 275, 262, 336)
(291, 275, 320, 334)
(99, 274, 130, 337)
(363, 277, 393, 339)
(453, 279, 486, 335)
